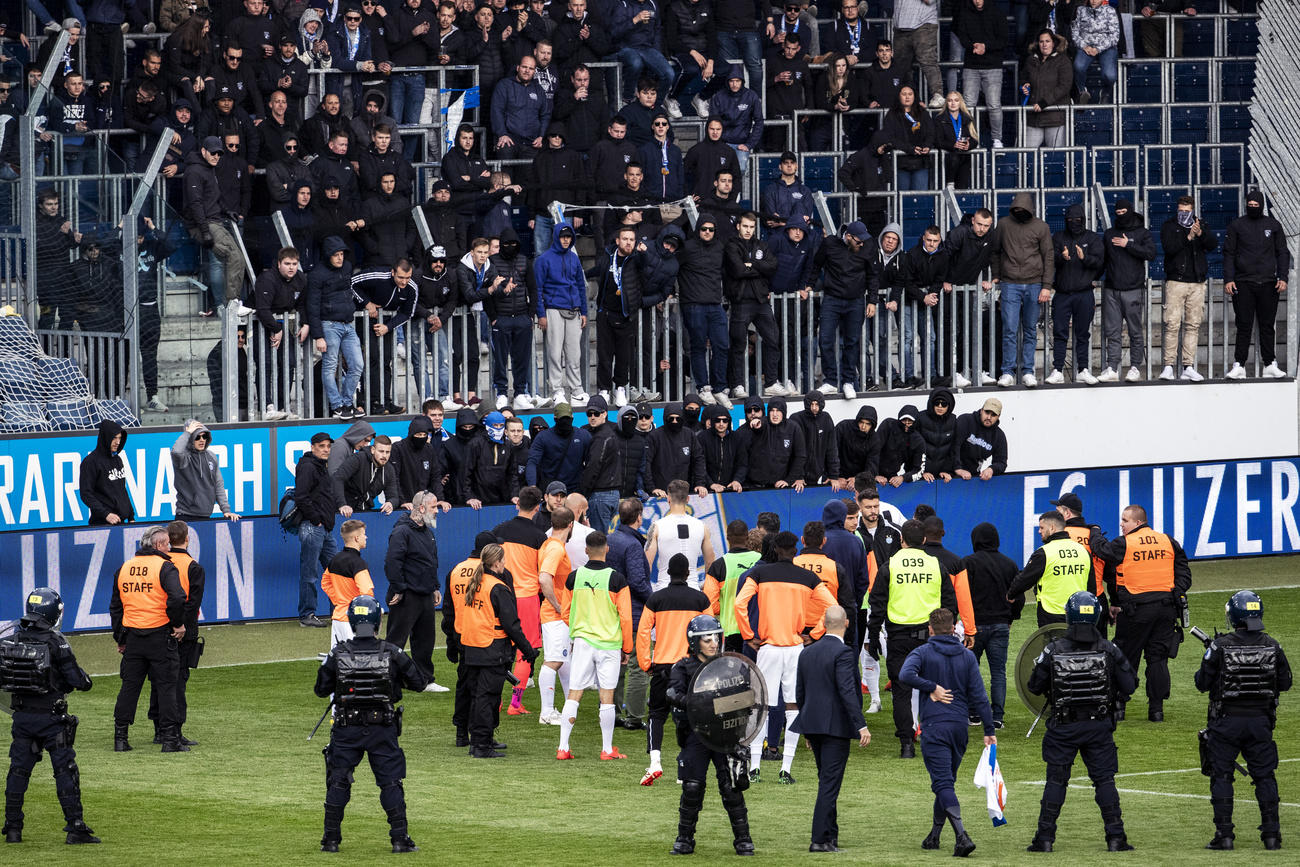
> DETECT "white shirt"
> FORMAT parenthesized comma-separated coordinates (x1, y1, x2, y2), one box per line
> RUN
(652, 512, 706, 591)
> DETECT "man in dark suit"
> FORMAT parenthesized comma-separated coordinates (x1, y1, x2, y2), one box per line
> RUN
(793, 605, 872, 853)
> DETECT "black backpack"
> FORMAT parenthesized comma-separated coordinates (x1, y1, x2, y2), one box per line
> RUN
(278, 487, 302, 534)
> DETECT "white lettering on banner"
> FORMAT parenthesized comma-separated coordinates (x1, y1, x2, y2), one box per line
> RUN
(20, 535, 35, 598)
(121, 525, 148, 566)
(55, 453, 83, 524)
(1151, 468, 1164, 534)
(122, 448, 145, 515)
(1172, 466, 1185, 545)
(150, 448, 176, 517)
(1195, 463, 1226, 557)
(1236, 462, 1263, 555)
(20, 454, 49, 524)
(285, 441, 309, 479)
(187, 535, 207, 621)
(1023, 474, 1051, 560)
(1118, 470, 1130, 526)
(233, 443, 264, 513)
(0, 455, 13, 525)
(19, 535, 62, 605)
(1271, 461, 1300, 551)
(216, 521, 255, 620)
(72, 530, 111, 631)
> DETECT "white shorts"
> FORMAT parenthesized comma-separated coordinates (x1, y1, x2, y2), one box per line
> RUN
(541, 620, 572, 664)
(569, 637, 622, 690)
(331, 619, 354, 648)
(756, 643, 803, 700)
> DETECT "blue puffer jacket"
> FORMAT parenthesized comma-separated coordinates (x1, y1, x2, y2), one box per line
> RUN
(534, 220, 588, 315)
(708, 67, 764, 150)
(899, 633, 995, 735)
(639, 223, 685, 307)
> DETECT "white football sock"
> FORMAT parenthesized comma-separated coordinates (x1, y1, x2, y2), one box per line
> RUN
(557, 659, 570, 693)
(863, 653, 880, 697)
(911, 690, 921, 733)
(599, 703, 616, 753)
(781, 710, 798, 772)
(750, 738, 762, 768)
(539, 666, 557, 713)
(559, 699, 579, 751)
(649, 748, 662, 771)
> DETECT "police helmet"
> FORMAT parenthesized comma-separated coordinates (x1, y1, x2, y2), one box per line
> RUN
(22, 587, 63, 629)
(1064, 591, 1102, 627)
(1226, 590, 1264, 631)
(347, 594, 382, 637)
(686, 615, 723, 658)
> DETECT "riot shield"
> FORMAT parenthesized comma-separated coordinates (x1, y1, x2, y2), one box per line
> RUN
(1014, 623, 1068, 715)
(685, 653, 768, 752)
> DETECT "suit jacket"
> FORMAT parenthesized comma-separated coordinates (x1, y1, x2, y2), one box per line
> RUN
(792, 634, 867, 739)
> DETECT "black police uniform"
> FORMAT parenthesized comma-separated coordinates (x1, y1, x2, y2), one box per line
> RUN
(1194, 625, 1292, 848)
(314, 633, 428, 852)
(0, 611, 97, 843)
(666, 653, 754, 856)
(1026, 621, 1137, 851)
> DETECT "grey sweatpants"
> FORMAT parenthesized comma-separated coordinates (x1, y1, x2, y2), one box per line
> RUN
(1103, 287, 1145, 369)
(545, 308, 584, 393)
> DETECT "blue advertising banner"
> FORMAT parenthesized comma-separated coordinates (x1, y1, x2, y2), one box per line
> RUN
(4, 456, 1298, 632)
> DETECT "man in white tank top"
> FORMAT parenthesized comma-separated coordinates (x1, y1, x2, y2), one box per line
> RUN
(560, 493, 594, 569)
(644, 480, 716, 591)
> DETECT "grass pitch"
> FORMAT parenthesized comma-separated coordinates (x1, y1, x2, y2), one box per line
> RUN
(5, 556, 1298, 864)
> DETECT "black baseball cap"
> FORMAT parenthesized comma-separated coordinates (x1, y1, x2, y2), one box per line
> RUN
(1050, 492, 1083, 513)
(310, 432, 333, 445)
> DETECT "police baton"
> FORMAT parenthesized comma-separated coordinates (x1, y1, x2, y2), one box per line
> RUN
(1026, 701, 1047, 738)
(308, 701, 333, 741)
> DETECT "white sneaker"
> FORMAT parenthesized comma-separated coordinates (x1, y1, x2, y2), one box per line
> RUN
(533, 391, 555, 408)
(396, 343, 407, 360)
(817, 382, 838, 395)
(1096, 367, 1119, 382)
(1225, 362, 1247, 380)
(714, 390, 733, 410)
(1044, 369, 1065, 385)
(146, 395, 169, 412)
(731, 385, 748, 399)
(867, 698, 881, 714)
(1263, 361, 1286, 379)
(996, 374, 1014, 388)
(979, 371, 998, 386)
(1158, 365, 1176, 381)
(44, 21, 61, 33)
(539, 708, 562, 725)
(598, 389, 611, 405)
(992, 139, 1005, 149)
(143, 22, 157, 34)
(264, 404, 288, 421)
(1077, 368, 1099, 385)
(842, 382, 857, 400)
(571, 390, 590, 404)
(495, 394, 509, 410)
(442, 397, 464, 411)
(422, 681, 450, 693)
(664, 97, 683, 119)
(951, 372, 971, 388)
(548, 389, 566, 407)
(235, 303, 255, 318)
(1180, 366, 1204, 382)
(692, 96, 710, 117)
(1022, 373, 1038, 388)
(763, 382, 788, 398)
(784, 379, 798, 394)
(613, 386, 628, 407)
(512, 393, 535, 410)
(928, 93, 946, 109)
(698, 386, 716, 405)
(1125, 366, 1141, 382)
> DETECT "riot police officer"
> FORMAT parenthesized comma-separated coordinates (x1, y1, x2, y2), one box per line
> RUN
(1026, 591, 1137, 853)
(314, 595, 429, 853)
(665, 615, 754, 856)
(0, 587, 99, 844)
(1194, 591, 1292, 851)
(1098, 504, 1192, 722)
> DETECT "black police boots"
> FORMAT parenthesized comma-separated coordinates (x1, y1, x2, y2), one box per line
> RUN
(946, 806, 975, 857)
(921, 800, 944, 850)
(113, 723, 132, 752)
(3, 794, 22, 843)
(1101, 804, 1133, 850)
(391, 836, 418, 853)
(322, 802, 345, 852)
(1028, 801, 1060, 852)
(722, 789, 754, 856)
(160, 726, 190, 753)
(900, 737, 916, 759)
(1207, 797, 1234, 849)
(152, 722, 162, 745)
(1148, 704, 1164, 723)
(1205, 832, 1234, 850)
(672, 781, 703, 854)
(64, 820, 100, 844)
(1261, 802, 1282, 850)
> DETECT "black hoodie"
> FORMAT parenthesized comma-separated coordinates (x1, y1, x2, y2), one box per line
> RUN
(953, 410, 1007, 477)
(1051, 203, 1104, 294)
(835, 405, 882, 480)
(877, 404, 923, 481)
(677, 216, 726, 306)
(1102, 200, 1156, 292)
(695, 406, 747, 489)
(79, 420, 135, 525)
(736, 398, 806, 487)
(790, 391, 839, 483)
(391, 415, 446, 504)
(915, 387, 957, 477)
(958, 522, 1023, 626)
(645, 402, 707, 492)
(442, 407, 482, 504)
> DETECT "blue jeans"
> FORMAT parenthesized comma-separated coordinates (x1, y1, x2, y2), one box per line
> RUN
(490, 313, 533, 396)
(533, 213, 554, 257)
(819, 295, 865, 388)
(902, 302, 936, 380)
(298, 521, 337, 619)
(27, 0, 86, 26)
(1000, 282, 1042, 376)
(588, 489, 619, 533)
(715, 30, 762, 92)
(614, 47, 674, 99)
(681, 303, 729, 392)
(389, 73, 426, 159)
(1073, 46, 1119, 93)
(971, 623, 1010, 722)
(322, 319, 364, 410)
(896, 168, 929, 190)
(424, 326, 450, 398)
(670, 53, 717, 103)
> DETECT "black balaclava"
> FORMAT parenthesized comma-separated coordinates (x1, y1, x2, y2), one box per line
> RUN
(1064, 203, 1085, 234)
(619, 409, 638, 435)
(1246, 189, 1264, 219)
(554, 414, 573, 435)
(1114, 198, 1140, 230)
(1011, 207, 1032, 224)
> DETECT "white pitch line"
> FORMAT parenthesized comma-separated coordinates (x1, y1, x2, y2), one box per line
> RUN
(1188, 583, 1300, 595)
(1020, 781, 1300, 808)
(1024, 758, 1300, 784)
(89, 656, 321, 678)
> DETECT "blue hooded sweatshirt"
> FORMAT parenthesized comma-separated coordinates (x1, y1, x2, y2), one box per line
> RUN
(899, 633, 995, 735)
(533, 220, 588, 316)
(821, 498, 868, 608)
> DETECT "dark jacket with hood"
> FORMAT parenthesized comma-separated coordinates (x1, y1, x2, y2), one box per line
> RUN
(813, 233, 877, 301)
(915, 387, 957, 477)
(942, 213, 996, 285)
(328, 421, 377, 475)
(529, 123, 589, 210)
(79, 420, 135, 525)
(903, 237, 950, 304)
(535, 220, 587, 314)
(1225, 194, 1291, 284)
(959, 522, 1023, 626)
(1019, 31, 1071, 128)
(645, 402, 707, 491)
(992, 192, 1054, 290)
(333, 446, 401, 512)
(900, 633, 994, 734)
(294, 445, 343, 531)
(821, 498, 868, 611)
(590, 129, 639, 196)
(526, 415, 592, 491)
(1161, 211, 1218, 284)
(486, 229, 537, 320)
(1102, 200, 1156, 292)
(677, 217, 726, 305)
(877, 404, 924, 481)
(441, 408, 483, 505)
(790, 392, 839, 483)
(835, 405, 882, 480)
(391, 415, 446, 503)
(695, 406, 746, 489)
(580, 418, 624, 495)
(615, 408, 651, 497)
(588, 245, 645, 318)
(385, 512, 440, 596)
(953, 410, 1008, 476)
(768, 222, 819, 297)
(306, 236, 360, 337)
(1052, 203, 1104, 293)
(639, 224, 685, 308)
(171, 422, 232, 517)
(735, 398, 806, 487)
(253, 261, 308, 333)
(467, 429, 524, 505)
(684, 138, 740, 199)
(723, 233, 777, 303)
